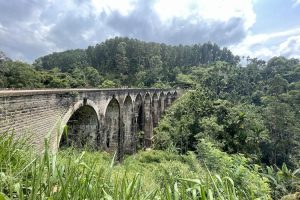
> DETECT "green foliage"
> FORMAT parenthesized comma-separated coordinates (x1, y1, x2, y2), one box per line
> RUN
(176, 73, 195, 88)
(1, 38, 300, 199)
(0, 132, 32, 175)
(261, 98, 300, 167)
(155, 90, 269, 159)
(34, 37, 239, 87)
(33, 49, 88, 72)
(100, 79, 119, 88)
(267, 74, 289, 95)
(41, 67, 74, 88)
(263, 164, 300, 199)
(0, 61, 43, 88)
(0, 134, 265, 199)
(0, 134, 268, 200)
(196, 140, 271, 198)
(155, 56, 300, 168)
(84, 66, 102, 86)
(0, 60, 104, 89)
(154, 56, 300, 198)
(152, 81, 171, 89)
(71, 66, 102, 87)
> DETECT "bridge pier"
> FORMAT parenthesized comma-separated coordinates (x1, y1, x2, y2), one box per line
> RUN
(123, 95, 134, 154)
(103, 97, 120, 154)
(159, 92, 165, 120)
(143, 93, 153, 148)
(152, 93, 159, 128)
(166, 92, 172, 107)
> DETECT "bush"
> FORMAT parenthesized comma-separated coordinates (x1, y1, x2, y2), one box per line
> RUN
(197, 139, 271, 199)
(1, 135, 264, 199)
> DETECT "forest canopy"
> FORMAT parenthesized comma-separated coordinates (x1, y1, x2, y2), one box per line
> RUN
(0, 37, 240, 89)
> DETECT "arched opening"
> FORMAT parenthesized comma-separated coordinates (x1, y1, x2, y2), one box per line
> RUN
(165, 92, 172, 108)
(152, 93, 159, 128)
(159, 92, 165, 118)
(134, 94, 144, 151)
(172, 91, 178, 102)
(60, 105, 99, 149)
(144, 93, 153, 148)
(104, 98, 120, 154)
(123, 95, 134, 153)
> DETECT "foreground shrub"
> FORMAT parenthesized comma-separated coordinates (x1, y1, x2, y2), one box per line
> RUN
(0, 133, 270, 199)
(197, 139, 271, 199)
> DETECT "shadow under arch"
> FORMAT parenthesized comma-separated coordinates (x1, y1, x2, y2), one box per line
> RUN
(159, 92, 165, 118)
(165, 91, 172, 108)
(134, 93, 144, 151)
(58, 99, 100, 150)
(144, 93, 152, 147)
(103, 97, 120, 155)
(152, 92, 159, 128)
(172, 91, 178, 102)
(123, 95, 134, 153)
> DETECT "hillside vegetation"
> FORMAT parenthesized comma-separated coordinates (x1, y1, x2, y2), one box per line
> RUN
(154, 58, 300, 198)
(1, 37, 238, 88)
(0, 37, 300, 199)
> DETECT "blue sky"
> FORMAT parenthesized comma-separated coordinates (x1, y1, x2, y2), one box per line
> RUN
(0, 0, 299, 62)
(252, 0, 300, 34)
(231, 0, 300, 59)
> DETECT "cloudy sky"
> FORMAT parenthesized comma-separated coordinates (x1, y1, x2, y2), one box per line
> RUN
(0, 0, 300, 62)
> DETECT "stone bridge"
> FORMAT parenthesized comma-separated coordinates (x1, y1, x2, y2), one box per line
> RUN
(0, 88, 179, 158)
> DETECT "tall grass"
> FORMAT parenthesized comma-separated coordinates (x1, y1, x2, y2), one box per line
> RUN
(0, 132, 269, 199)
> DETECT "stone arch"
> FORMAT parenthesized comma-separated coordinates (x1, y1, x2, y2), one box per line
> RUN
(172, 91, 178, 103)
(152, 93, 159, 128)
(58, 99, 100, 150)
(144, 93, 153, 147)
(134, 93, 144, 151)
(159, 92, 165, 118)
(103, 97, 120, 154)
(166, 92, 172, 108)
(123, 95, 134, 153)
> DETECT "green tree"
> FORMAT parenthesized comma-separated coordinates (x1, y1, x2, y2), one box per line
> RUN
(84, 66, 102, 87)
(261, 98, 300, 167)
(42, 67, 73, 88)
(267, 75, 289, 96)
(155, 90, 269, 158)
(100, 79, 118, 88)
(115, 42, 129, 84)
(71, 67, 87, 87)
(1, 61, 43, 88)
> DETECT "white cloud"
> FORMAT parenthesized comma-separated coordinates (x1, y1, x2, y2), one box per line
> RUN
(293, 0, 300, 6)
(230, 27, 300, 60)
(0, 0, 259, 61)
(154, 0, 256, 29)
(91, 0, 137, 16)
(278, 35, 300, 57)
